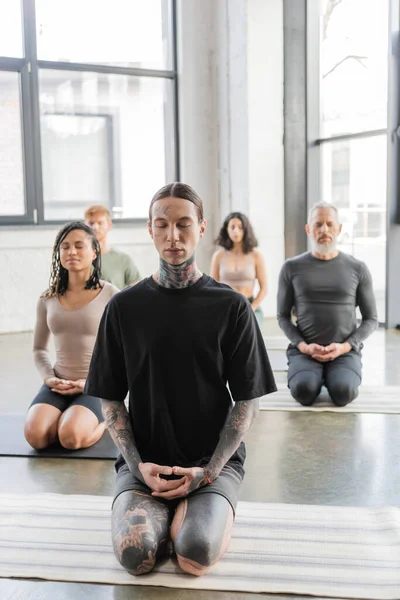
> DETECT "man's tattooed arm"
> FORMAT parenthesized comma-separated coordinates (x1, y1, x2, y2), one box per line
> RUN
(102, 399, 143, 480)
(205, 398, 260, 481)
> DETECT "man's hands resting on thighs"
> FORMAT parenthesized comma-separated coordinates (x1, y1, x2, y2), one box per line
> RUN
(297, 341, 352, 362)
(139, 463, 208, 500)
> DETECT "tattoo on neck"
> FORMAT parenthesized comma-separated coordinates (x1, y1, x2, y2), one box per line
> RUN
(158, 255, 202, 289)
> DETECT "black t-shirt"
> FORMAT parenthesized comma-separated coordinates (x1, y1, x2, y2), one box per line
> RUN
(85, 275, 276, 468)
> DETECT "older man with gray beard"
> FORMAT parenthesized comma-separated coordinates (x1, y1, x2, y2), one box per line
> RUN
(277, 202, 378, 407)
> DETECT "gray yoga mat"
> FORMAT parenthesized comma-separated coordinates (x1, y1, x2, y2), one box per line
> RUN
(2, 493, 399, 598)
(0, 414, 118, 459)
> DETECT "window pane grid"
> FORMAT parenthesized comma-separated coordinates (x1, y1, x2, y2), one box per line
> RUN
(0, 0, 177, 224)
(39, 70, 174, 221)
(321, 135, 387, 322)
(320, 0, 389, 139)
(0, 0, 24, 59)
(0, 70, 26, 217)
(315, 1, 389, 323)
(35, 0, 173, 71)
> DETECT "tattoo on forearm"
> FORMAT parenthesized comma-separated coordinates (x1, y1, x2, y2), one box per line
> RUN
(207, 399, 259, 481)
(188, 469, 208, 493)
(102, 400, 143, 474)
(105, 405, 119, 428)
(116, 428, 134, 446)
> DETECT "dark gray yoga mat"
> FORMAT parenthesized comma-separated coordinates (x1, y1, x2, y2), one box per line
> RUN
(0, 414, 118, 459)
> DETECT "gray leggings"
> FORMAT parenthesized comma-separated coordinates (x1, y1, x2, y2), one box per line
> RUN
(287, 347, 362, 406)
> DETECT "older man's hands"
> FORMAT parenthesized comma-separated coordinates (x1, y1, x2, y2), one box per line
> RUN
(297, 341, 352, 362)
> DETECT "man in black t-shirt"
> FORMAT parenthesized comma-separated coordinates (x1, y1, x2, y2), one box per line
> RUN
(85, 183, 276, 577)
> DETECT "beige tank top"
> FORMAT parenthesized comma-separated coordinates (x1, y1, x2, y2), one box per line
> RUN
(33, 281, 118, 381)
(219, 251, 256, 289)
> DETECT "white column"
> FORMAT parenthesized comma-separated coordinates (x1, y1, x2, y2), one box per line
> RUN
(177, 0, 284, 314)
(248, 0, 285, 317)
(215, 0, 250, 217)
(176, 0, 218, 271)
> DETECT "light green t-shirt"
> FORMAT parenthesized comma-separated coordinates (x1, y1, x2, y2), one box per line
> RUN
(101, 247, 140, 290)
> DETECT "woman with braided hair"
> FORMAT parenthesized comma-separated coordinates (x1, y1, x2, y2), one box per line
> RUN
(24, 222, 119, 450)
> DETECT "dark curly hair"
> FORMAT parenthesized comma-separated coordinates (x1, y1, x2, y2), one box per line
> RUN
(41, 221, 102, 299)
(216, 212, 258, 254)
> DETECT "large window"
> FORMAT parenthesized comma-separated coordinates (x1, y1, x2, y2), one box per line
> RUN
(321, 0, 388, 138)
(0, 0, 177, 224)
(0, 71, 25, 216)
(309, 0, 389, 322)
(0, 0, 23, 58)
(39, 71, 175, 220)
(35, 0, 172, 70)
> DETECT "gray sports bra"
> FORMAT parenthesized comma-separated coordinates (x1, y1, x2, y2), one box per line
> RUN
(219, 251, 256, 288)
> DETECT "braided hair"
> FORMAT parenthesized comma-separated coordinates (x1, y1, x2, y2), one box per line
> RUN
(41, 221, 102, 299)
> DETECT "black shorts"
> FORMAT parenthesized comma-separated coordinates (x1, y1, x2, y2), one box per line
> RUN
(114, 459, 244, 514)
(29, 384, 103, 422)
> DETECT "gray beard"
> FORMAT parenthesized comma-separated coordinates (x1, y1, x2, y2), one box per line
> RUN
(310, 239, 338, 255)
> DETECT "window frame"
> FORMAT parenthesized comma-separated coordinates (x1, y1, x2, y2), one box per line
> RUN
(305, 0, 390, 326)
(306, 0, 390, 204)
(0, 0, 179, 226)
(0, 59, 36, 225)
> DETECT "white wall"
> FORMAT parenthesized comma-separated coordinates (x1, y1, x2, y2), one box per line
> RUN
(176, 0, 219, 271)
(214, 0, 250, 218)
(211, 0, 285, 316)
(0, 0, 284, 333)
(248, 0, 285, 317)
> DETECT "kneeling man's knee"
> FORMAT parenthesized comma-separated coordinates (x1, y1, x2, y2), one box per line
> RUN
(174, 532, 216, 576)
(114, 539, 158, 576)
(290, 377, 320, 406)
(329, 383, 359, 407)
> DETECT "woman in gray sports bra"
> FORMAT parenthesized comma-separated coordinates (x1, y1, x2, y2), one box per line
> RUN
(210, 212, 268, 327)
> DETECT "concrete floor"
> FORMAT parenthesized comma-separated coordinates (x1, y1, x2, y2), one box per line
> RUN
(1, 320, 400, 599)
